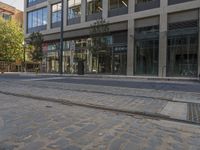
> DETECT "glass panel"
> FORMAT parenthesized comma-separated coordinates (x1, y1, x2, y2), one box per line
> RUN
(42, 8, 47, 25)
(135, 25, 159, 76)
(52, 3, 62, 23)
(68, 0, 81, 19)
(167, 34, 198, 77)
(38, 9, 43, 26)
(87, 0, 102, 15)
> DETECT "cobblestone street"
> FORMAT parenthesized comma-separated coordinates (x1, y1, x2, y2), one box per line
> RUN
(0, 74, 200, 150)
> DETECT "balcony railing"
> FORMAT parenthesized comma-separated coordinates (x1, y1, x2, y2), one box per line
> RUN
(51, 22, 61, 28)
(86, 12, 102, 21)
(108, 7, 128, 17)
(27, 25, 47, 33)
(27, 0, 47, 7)
(168, 0, 193, 5)
(68, 17, 81, 25)
(135, 0, 160, 12)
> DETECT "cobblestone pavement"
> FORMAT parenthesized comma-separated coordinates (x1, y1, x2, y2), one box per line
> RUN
(1, 78, 200, 121)
(1, 93, 200, 150)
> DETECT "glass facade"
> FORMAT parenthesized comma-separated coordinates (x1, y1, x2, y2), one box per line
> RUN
(135, 25, 159, 76)
(45, 32, 127, 75)
(68, 0, 81, 19)
(109, 0, 128, 9)
(68, 0, 81, 25)
(87, 0, 102, 15)
(27, 7, 47, 33)
(27, 0, 46, 7)
(167, 20, 198, 77)
(51, 3, 62, 27)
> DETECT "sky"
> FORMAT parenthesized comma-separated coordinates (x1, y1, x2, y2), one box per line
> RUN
(0, 0, 24, 11)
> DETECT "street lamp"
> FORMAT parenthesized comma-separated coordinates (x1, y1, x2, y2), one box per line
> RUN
(22, 41, 27, 72)
(59, 0, 64, 75)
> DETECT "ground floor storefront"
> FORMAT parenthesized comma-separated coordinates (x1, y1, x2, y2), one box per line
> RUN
(41, 9, 200, 78)
(42, 28, 199, 78)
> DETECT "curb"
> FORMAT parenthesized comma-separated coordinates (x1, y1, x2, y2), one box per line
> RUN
(12, 72, 200, 82)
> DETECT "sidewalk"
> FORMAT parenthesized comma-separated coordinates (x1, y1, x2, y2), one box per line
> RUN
(4, 72, 200, 82)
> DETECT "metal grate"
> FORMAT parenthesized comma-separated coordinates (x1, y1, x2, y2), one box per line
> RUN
(187, 103, 200, 124)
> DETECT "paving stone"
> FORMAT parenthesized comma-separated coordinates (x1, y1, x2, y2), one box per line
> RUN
(109, 138, 126, 150)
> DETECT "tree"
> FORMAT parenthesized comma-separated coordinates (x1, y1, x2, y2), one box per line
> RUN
(89, 19, 110, 73)
(28, 32, 44, 63)
(89, 19, 110, 55)
(0, 17, 24, 64)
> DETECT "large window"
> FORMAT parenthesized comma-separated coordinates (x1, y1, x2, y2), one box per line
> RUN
(135, 25, 159, 76)
(167, 20, 198, 77)
(135, 0, 160, 12)
(109, 0, 128, 9)
(27, 0, 46, 7)
(87, 0, 102, 15)
(52, 3, 62, 24)
(27, 7, 47, 33)
(68, 0, 81, 19)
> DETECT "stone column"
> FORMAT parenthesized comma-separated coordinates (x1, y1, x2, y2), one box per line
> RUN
(47, 2, 51, 30)
(126, 0, 135, 76)
(158, 0, 168, 77)
(198, 9, 200, 77)
(81, 0, 86, 23)
(127, 19, 134, 76)
(102, 0, 108, 19)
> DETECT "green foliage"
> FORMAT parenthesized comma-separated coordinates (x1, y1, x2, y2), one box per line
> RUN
(89, 19, 110, 55)
(0, 17, 24, 63)
(28, 32, 44, 62)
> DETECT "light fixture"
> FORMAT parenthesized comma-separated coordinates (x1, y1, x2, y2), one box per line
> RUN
(122, 1, 127, 7)
(98, 6, 103, 11)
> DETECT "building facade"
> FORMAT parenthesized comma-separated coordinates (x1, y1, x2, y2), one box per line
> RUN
(0, 2, 23, 25)
(24, 0, 200, 77)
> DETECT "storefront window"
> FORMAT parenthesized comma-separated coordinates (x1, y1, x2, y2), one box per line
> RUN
(135, 25, 159, 76)
(167, 20, 198, 77)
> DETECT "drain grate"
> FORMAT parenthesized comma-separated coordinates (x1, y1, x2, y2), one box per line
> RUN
(188, 103, 200, 124)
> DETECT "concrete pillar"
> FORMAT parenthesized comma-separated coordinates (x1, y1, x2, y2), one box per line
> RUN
(126, 0, 135, 76)
(127, 19, 134, 76)
(198, 9, 200, 77)
(128, 0, 135, 14)
(102, 0, 108, 19)
(47, 2, 51, 30)
(63, 0, 67, 26)
(81, 0, 86, 23)
(158, 0, 168, 77)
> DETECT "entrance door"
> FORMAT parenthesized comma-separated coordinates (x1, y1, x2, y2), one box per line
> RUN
(98, 50, 112, 74)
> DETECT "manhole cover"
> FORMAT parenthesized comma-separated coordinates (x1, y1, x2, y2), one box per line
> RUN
(187, 103, 200, 124)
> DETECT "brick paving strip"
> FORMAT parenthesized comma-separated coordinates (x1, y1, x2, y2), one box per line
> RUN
(1, 81, 200, 126)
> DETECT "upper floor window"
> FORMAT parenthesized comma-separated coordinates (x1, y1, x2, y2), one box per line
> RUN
(109, 0, 128, 9)
(135, 0, 160, 12)
(52, 3, 62, 23)
(2, 14, 12, 20)
(27, 7, 47, 33)
(27, 0, 47, 7)
(87, 0, 102, 15)
(136, 0, 154, 4)
(68, 0, 81, 19)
